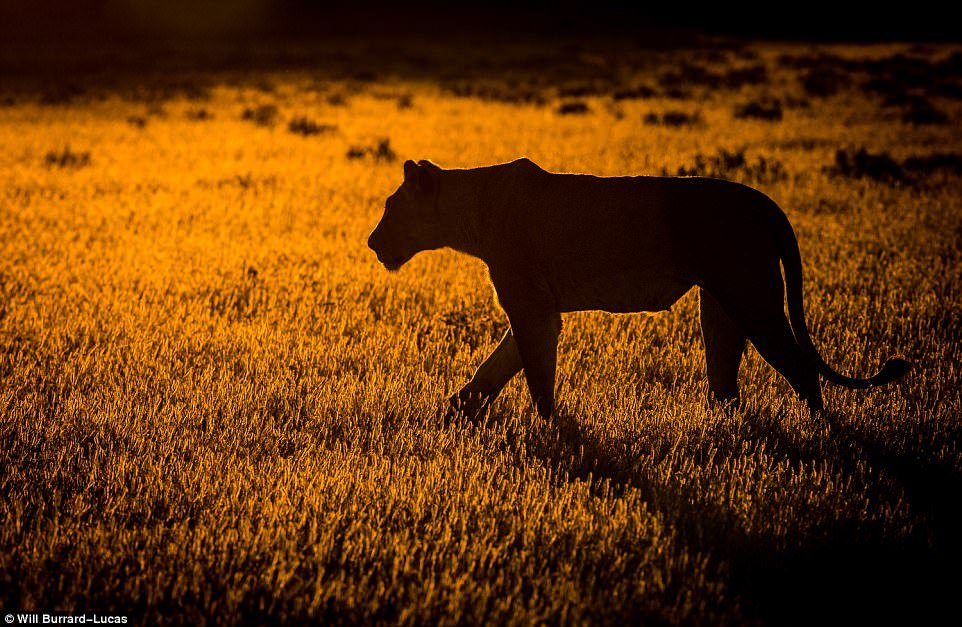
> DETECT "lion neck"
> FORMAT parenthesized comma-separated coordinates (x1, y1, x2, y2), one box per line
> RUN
(436, 168, 487, 260)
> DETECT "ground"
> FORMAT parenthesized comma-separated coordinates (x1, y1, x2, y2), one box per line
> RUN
(1, 38, 960, 625)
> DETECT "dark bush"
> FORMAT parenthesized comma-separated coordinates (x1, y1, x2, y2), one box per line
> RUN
(931, 81, 962, 99)
(664, 149, 786, 184)
(661, 86, 692, 100)
(444, 81, 546, 106)
(657, 62, 766, 92)
(373, 139, 397, 161)
(862, 77, 903, 97)
(938, 51, 962, 76)
(557, 101, 590, 115)
(241, 105, 278, 127)
(658, 64, 721, 90)
(44, 146, 91, 169)
(903, 152, 962, 175)
(611, 85, 657, 101)
(351, 69, 378, 82)
(902, 101, 949, 125)
(558, 83, 606, 98)
(734, 98, 783, 121)
(644, 111, 703, 127)
(186, 108, 213, 121)
(346, 138, 397, 162)
(801, 67, 847, 97)
(778, 53, 847, 70)
(40, 82, 85, 105)
(721, 64, 769, 88)
(830, 148, 962, 184)
(830, 149, 905, 182)
(880, 93, 930, 108)
(287, 117, 337, 136)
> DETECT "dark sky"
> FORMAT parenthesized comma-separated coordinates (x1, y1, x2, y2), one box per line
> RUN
(1, 0, 958, 42)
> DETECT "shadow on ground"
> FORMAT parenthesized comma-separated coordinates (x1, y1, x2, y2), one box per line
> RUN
(517, 406, 962, 625)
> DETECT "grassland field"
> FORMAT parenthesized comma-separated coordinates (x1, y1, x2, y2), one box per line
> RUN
(1, 39, 961, 625)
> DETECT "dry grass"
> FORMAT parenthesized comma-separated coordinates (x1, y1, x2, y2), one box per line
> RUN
(1, 41, 961, 625)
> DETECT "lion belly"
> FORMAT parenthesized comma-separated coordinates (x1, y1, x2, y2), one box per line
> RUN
(552, 270, 693, 314)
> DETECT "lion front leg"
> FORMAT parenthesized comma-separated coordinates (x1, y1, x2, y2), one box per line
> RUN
(497, 295, 562, 420)
(447, 329, 523, 421)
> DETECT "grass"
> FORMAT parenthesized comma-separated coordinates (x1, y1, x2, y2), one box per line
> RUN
(1, 39, 961, 625)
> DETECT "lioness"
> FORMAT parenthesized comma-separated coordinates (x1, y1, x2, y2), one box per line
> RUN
(368, 158, 910, 419)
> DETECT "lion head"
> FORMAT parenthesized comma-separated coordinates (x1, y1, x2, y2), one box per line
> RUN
(368, 160, 443, 271)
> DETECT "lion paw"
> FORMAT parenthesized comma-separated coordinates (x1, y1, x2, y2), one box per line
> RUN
(445, 389, 492, 425)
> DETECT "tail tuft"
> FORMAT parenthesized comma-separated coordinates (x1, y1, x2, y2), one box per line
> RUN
(874, 358, 912, 386)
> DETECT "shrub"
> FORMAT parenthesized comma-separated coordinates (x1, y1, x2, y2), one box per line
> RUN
(557, 101, 590, 115)
(44, 146, 91, 169)
(903, 152, 962, 175)
(800, 68, 847, 97)
(720, 64, 769, 88)
(830, 149, 905, 182)
(902, 101, 949, 125)
(287, 117, 337, 136)
(347, 138, 397, 162)
(734, 98, 783, 121)
(241, 105, 278, 127)
(186, 108, 213, 121)
(611, 85, 657, 101)
(558, 83, 606, 98)
(829, 148, 962, 184)
(664, 149, 786, 184)
(644, 111, 703, 127)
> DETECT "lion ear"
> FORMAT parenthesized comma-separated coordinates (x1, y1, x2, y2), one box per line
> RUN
(416, 161, 439, 194)
(403, 159, 419, 183)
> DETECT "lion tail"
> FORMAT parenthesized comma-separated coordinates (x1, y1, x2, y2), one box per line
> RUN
(774, 211, 911, 389)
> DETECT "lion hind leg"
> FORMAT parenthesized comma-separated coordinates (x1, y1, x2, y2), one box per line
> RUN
(707, 274, 823, 412)
(699, 289, 746, 406)
(745, 313, 823, 411)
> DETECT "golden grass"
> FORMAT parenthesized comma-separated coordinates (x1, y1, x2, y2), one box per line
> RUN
(1, 41, 961, 624)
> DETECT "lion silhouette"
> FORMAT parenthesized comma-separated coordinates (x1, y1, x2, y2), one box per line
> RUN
(368, 158, 910, 419)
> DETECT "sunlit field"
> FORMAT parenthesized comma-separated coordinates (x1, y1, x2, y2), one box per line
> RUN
(2, 39, 961, 624)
